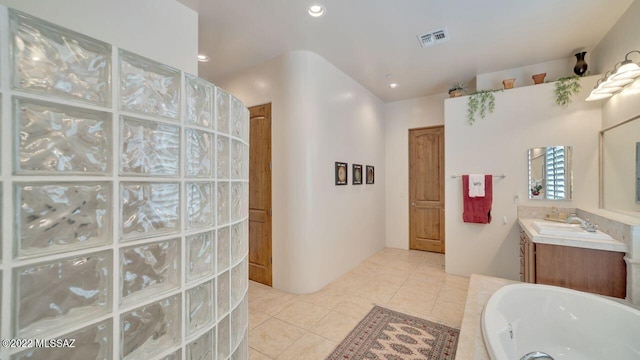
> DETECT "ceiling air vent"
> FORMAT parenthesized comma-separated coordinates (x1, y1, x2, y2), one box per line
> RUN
(417, 28, 449, 48)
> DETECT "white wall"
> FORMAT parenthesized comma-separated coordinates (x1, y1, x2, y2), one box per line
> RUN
(383, 94, 447, 249)
(444, 78, 602, 279)
(592, 0, 640, 128)
(0, 0, 198, 74)
(220, 51, 386, 294)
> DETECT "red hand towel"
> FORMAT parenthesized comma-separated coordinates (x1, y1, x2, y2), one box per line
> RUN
(462, 175, 492, 224)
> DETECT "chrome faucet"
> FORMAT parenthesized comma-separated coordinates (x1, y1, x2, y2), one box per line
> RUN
(566, 213, 598, 232)
(520, 351, 555, 360)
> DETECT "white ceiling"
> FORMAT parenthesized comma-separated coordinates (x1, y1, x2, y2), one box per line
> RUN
(178, 0, 634, 102)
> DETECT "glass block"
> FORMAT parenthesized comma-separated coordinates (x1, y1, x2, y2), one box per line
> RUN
(231, 302, 243, 349)
(119, 49, 180, 119)
(242, 183, 249, 218)
(187, 328, 214, 360)
(186, 231, 214, 282)
(185, 74, 213, 128)
(12, 319, 112, 360)
(231, 140, 243, 179)
(231, 96, 244, 138)
(217, 182, 229, 226)
(216, 136, 230, 179)
(186, 280, 214, 335)
(217, 227, 230, 273)
(15, 182, 111, 259)
(121, 294, 181, 359)
(186, 129, 213, 178)
(10, 10, 111, 106)
(231, 327, 249, 360)
(230, 222, 245, 264)
(217, 271, 230, 317)
(231, 182, 242, 222)
(159, 350, 182, 360)
(216, 88, 230, 134)
(120, 117, 180, 176)
(187, 182, 214, 230)
(217, 315, 230, 360)
(231, 259, 246, 307)
(15, 98, 112, 174)
(243, 144, 250, 180)
(242, 107, 250, 142)
(13, 251, 111, 338)
(120, 239, 180, 305)
(121, 182, 180, 240)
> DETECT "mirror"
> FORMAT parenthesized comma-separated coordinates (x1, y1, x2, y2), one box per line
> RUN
(601, 115, 640, 215)
(528, 146, 573, 200)
(637, 142, 640, 203)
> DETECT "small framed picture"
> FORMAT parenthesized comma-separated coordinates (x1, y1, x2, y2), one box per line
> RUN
(335, 162, 348, 185)
(366, 165, 375, 184)
(352, 164, 363, 185)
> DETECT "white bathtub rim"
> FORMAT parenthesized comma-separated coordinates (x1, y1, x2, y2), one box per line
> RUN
(481, 283, 640, 360)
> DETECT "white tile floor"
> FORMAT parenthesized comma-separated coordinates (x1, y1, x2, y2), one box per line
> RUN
(248, 248, 471, 359)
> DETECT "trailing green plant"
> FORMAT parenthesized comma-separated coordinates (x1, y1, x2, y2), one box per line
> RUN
(467, 89, 502, 125)
(554, 75, 581, 106)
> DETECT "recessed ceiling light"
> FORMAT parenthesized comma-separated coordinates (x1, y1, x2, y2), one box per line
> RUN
(389, 83, 399, 89)
(308, 4, 326, 17)
(197, 54, 210, 62)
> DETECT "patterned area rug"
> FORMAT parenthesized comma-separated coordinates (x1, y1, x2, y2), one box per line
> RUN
(325, 305, 459, 360)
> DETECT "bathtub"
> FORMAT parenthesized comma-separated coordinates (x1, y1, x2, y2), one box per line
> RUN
(481, 283, 640, 360)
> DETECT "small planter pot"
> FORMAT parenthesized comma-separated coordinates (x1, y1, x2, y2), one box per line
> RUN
(449, 89, 463, 98)
(502, 78, 516, 89)
(532, 73, 546, 85)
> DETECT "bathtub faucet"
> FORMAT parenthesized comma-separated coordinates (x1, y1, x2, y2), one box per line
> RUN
(520, 351, 555, 360)
(566, 213, 598, 232)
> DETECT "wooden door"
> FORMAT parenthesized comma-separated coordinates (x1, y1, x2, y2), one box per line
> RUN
(248, 103, 272, 286)
(409, 126, 445, 253)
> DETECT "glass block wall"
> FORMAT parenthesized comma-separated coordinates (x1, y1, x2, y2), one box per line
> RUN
(0, 8, 250, 360)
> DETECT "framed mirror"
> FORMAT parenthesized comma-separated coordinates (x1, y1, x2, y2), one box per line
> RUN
(528, 146, 573, 200)
(637, 142, 640, 203)
(600, 114, 640, 215)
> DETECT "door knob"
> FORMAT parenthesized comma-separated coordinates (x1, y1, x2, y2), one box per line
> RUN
(411, 202, 416, 206)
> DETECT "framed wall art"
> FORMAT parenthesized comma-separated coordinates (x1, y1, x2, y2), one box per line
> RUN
(335, 162, 348, 185)
(352, 164, 363, 185)
(366, 165, 375, 184)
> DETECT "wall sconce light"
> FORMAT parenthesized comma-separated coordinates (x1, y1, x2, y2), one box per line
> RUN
(586, 50, 640, 101)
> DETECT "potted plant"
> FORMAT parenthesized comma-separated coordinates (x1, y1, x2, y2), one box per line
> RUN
(531, 184, 543, 196)
(554, 75, 581, 106)
(467, 89, 502, 125)
(448, 82, 467, 98)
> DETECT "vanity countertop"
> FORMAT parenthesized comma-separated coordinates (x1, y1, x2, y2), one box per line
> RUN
(518, 218, 628, 252)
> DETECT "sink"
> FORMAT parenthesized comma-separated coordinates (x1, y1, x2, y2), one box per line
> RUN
(531, 221, 613, 240)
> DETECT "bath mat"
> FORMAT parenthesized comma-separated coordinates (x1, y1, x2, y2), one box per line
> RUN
(325, 305, 459, 360)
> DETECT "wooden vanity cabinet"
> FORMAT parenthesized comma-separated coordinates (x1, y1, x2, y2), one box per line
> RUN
(519, 231, 536, 283)
(519, 230, 627, 298)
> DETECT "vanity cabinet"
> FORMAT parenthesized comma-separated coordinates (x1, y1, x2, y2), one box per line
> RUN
(519, 231, 536, 283)
(519, 230, 627, 298)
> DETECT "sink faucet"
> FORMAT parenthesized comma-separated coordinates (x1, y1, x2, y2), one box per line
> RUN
(566, 213, 599, 232)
